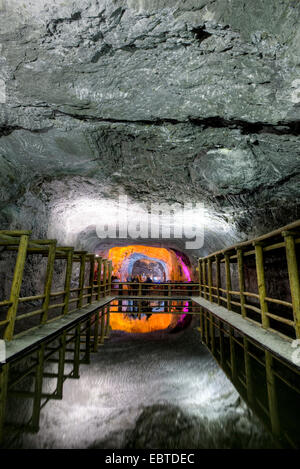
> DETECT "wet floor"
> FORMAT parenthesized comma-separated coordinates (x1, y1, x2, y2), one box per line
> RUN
(16, 327, 275, 449)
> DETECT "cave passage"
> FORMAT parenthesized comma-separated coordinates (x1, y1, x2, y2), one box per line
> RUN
(1, 0, 300, 453)
(96, 244, 194, 333)
(1, 225, 300, 449)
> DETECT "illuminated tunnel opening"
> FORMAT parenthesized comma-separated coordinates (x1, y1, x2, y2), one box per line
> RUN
(95, 245, 194, 334)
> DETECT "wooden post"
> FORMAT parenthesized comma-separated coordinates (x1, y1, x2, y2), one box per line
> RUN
(104, 303, 111, 338)
(216, 255, 221, 306)
(84, 317, 91, 364)
(72, 325, 81, 379)
(283, 231, 300, 338)
(219, 320, 225, 368)
(224, 253, 232, 311)
(0, 364, 9, 445)
(243, 337, 254, 405)
(31, 344, 45, 431)
(237, 248, 246, 318)
(107, 261, 112, 296)
(202, 260, 207, 300)
(63, 249, 73, 315)
(96, 258, 103, 300)
(209, 312, 215, 355)
(93, 310, 100, 352)
(41, 241, 56, 324)
(100, 308, 106, 345)
(265, 351, 280, 436)
(198, 259, 202, 296)
(254, 242, 269, 328)
(202, 309, 206, 343)
(88, 255, 95, 305)
(106, 261, 110, 296)
(56, 332, 66, 399)
(102, 260, 107, 298)
(4, 234, 29, 340)
(205, 310, 209, 344)
(208, 258, 213, 302)
(77, 253, 87, 309)
(199, 307, 204, 340)
(229, 327, 237, 382)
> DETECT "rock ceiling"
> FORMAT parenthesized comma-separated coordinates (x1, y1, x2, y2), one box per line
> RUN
(0, 0, 299, 255)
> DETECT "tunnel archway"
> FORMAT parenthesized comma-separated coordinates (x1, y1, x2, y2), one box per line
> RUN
(101, 244, 193, 282)
(95, 244, 194, 334)
(131, 258, 166, 282)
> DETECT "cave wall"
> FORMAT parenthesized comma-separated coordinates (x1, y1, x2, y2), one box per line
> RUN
(0, 0, 299, 260)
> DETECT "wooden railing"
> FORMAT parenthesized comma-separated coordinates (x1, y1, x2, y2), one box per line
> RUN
(198, 307, 300, 448)
(0, 231, 112, 341)
(0, 302, 112, 446)
(198, 220, 300, 341)
(2, 219, 300, 342)
(111, 282, 200, 297)
(108, 298, 201, 317)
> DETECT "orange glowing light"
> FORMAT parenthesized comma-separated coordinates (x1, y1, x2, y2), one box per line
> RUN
(107, 245, 187, 281)
(101, 245, 190, 333)
(109, 303, 173, 333)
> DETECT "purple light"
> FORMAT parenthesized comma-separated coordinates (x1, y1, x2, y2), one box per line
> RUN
(175, 253, 191, 282)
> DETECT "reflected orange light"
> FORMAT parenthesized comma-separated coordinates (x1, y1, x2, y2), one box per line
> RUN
(109, 303, 173, 333)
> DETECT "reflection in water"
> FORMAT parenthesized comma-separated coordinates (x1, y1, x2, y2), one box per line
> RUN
(199, 307, 300, 448)
(109, 298, 197, 333)
(3, 328, 277, 449)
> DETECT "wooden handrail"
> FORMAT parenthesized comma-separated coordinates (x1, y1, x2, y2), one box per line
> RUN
(200, 219, 300, 259)
(0, 231, 111, 340)
(197, 220, 300, 341)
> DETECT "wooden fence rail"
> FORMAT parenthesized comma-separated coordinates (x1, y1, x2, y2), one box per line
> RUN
(0, 231, 112, 341)
(198, 220, 300, 341)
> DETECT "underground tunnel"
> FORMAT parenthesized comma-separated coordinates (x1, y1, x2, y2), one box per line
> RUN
(96, 243, 194, 333)
(0, 0, 300, 452)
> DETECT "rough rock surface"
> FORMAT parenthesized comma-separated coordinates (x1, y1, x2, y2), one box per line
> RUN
(0, 0, 299, 255)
